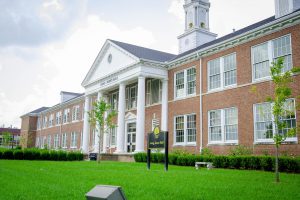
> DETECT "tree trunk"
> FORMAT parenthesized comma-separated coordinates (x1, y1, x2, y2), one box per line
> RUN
(97, 129, 101, 164)
(275, 145, 279, 183)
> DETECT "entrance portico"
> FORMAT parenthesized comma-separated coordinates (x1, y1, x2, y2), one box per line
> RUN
(81, 39, 172, 154)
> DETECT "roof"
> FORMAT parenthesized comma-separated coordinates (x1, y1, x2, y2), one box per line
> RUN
(172, 9, 300, 61)
(171, 16, 276, 61)
(0, 128, 21, 135)
(60, 91, 82, 96)
(27, 107, 50, 114)
(108, 39, 176, 62)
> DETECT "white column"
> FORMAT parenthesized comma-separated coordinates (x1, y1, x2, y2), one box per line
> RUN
(102, 95, 108, 153)
(116, 82, 126, 153)
(93, 91, 102, 153)
(135, 76, 146, 153)
(82, 95, 90, 154)
(161, 79, 168, 131)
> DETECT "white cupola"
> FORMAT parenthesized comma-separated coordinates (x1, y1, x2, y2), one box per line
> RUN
(178, 0, 217, 54)
(275, 0, 300, 18)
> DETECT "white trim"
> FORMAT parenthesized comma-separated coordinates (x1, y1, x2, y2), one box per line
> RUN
(174, 66, 197, 100)
(173, 113, 197, 146)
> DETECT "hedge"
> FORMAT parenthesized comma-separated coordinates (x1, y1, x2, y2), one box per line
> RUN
(134, 153, 300, 173)
(0, 148, 84, 161)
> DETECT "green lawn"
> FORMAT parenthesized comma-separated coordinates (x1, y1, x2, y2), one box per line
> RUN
(0, 160, 299, 200)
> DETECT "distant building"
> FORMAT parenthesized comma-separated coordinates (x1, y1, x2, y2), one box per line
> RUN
(21, 0, 300, 155)
(0, 127, 21, 147)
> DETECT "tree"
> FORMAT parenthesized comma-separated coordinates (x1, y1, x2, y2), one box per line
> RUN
(268, 57, 300, 182)
(2, 131, 13, 147)
(89, 98, 117, 163)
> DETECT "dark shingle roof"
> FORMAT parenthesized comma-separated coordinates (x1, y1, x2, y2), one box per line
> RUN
(28, 107, 49, 114)
(0, 128, 20, 135)
(171, 16, 277, 61)
(109, 39, 176, 62)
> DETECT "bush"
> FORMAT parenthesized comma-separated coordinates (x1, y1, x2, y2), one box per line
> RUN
(40, 150, 50, 160)
(229, 145, 252, 156)
(2, 150, 14, 159)
(260, 156, 273, 171)
(13, 150, 24, 160)
(57, 151, 67, 161)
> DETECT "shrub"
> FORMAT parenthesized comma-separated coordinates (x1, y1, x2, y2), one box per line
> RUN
(2, 150, 14, 159)
(40, 150, 50, 160)
(260, 156, 273, 171)
(74, 152, 84, 161)
(57, 151, 67, 161)
(201, 148, 214, 156)
(67, 152, 78, 161)
(49, 151, 59, 161)
(13, 150, 24, 160)
(229, 145, 252, 156)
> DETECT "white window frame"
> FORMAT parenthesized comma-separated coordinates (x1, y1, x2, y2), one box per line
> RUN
(146, 79, 162, 106)
(49, 114, 54, 127)
(110, 127, 117, 147)
(47, 135, 51, 149)
(37, 118, 41, 130)
(63, 109, 70, 124)
(174, 67, 196, 100)
(72, 105, 80, 122)
(207, 53, 237, 92)
(126, 84, 137, 110)
(56, 111, 62, 126)
(208, 107, 238, 145)
(251, 34, 293, 82)
(253, 99, 297, 143)
(70, 132, 77, 149)
(61, 133, 67, 149)
(173, 113, 197, 146)
(54, 134, 59, 149)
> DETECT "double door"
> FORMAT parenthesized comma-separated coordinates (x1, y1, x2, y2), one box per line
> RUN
(127, 122, 136, 153)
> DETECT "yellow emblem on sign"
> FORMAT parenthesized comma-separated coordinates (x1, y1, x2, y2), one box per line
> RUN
(153, 126, 160, 138)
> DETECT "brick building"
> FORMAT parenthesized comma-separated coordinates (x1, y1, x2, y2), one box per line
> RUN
(0, 127, 21, 148)
(21, 0, 300, 155)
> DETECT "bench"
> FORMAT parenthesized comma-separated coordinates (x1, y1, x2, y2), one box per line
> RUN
(195, 162, 213, 170)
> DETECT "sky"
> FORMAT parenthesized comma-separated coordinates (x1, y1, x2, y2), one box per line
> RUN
(0, 0, 275, 128)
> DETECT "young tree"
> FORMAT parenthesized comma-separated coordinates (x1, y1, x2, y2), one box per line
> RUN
(89, 98, 117, 163)
(2, 131, 13, 148)
(268, 57, 299, 182)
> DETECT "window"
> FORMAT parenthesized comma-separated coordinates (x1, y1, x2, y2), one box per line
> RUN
(146, 79, 162, 105)
(37, 118, 41, 130)
(36, 137, 40, 148)
(208, 107, 238, 144)
(110, 91, 119, 110)
(174, 114, 196, 145)
(70, 132, 77, 148)
(54, 134, 59, 149)
(72, 106, 80, 121)
(208, 53, 236, 91)
(252, 34, 292, 81)
(56, 111, 62, 125)
(254, 99, 296, 143)
(63, 109, 70, 124)
(126, 85, 137, 110)
(47, 135, 51, 149)
(110, 127, 117, 146)
(43, 116, 48, 128)
(41, 136, 46, 149)
(49, 114, 54, 127)
(61, 133, 67, 148)
(175, 67, 196, 98)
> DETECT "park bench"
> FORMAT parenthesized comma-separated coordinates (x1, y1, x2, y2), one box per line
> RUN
(195, 162, 213, 170)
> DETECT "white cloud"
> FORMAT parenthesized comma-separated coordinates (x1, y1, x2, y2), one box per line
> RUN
(0, 14, 156, 127)
(0, 63, 2, 72)
(168, 0, 184, 24)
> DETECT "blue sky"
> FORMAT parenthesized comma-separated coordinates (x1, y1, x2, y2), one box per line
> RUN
(0, 0, 274, 127)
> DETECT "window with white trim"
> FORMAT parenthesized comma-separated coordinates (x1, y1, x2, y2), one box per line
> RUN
(110, 127, 117, 146)
(254, 99, 297, 143)
(70, 132, 77, 148)
(43, 116, 48, 128)
(72, 106, 80, 121)
(63, 109, 70, 124)
(49, 114, 54, 127)
(41, 136, 46, 149)
(36, 137, 40, 148)
(208, 107, 238, 144)
(47, 135, 51, 149)
(146, 79, 162, 106)
(174, 114, 196, 145)
(61, 133, 67, 148)
(252, 34, 292, 81)
(208, 53, 236, 91)
(125, 85, 137, 110)
(37, 118, 41, 130)
(175, 67, 196, 98)
(109, 91, 119, 110)
(54, 134, 59, 149)
(56, 111, 62, 125)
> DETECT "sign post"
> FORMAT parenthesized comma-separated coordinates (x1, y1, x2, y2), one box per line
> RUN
(147, 127, 168, 171)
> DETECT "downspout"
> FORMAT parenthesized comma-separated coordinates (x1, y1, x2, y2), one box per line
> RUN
(198, 54, 203, 153)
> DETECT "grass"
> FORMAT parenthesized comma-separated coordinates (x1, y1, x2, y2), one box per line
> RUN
(0, 160, 299, 200)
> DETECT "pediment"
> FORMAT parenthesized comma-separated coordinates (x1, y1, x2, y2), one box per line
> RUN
(82, 40, 139, 87)
(125, 112, 136, 120)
